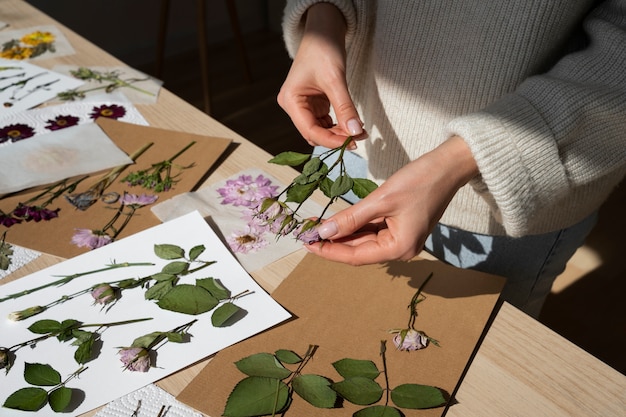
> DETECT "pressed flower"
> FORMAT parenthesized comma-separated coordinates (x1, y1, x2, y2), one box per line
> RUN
(0, 212, 21, 227)
(392, 329, 429, 351)
(71, 228, 112, 250)
(89, 104, 126, 120)
(118, 347, 151, 372)
(294, 220, 321, 244)
(20, 31, 55, 46)
(227, 224, 269, 254)
(91, 283, 117, 306)
(8, 305, 45, 322)
(44, 114, 80, 131)
(120, 192, 158, 207)
(11, 204, 59, 222)
(0, 347, 8, 370)
(0, 123, 36, 143)
(0, 46, 33, 60)
(217, 174, 279, 207)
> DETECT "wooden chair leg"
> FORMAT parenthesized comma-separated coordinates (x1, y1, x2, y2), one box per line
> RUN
(155, 0, 171, 79)
(225, 0, 253, 84)
(196, 0, 212, 115)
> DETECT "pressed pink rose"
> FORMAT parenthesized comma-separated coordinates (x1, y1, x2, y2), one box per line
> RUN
(118, 347, 150, 372)
(393, 329, 429, 351)
(91, 283, 116, 305)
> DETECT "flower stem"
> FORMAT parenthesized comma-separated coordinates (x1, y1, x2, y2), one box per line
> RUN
(0, 262, 154, 303)
(408, 272, 433, 329)
(380, 340, 391, 405)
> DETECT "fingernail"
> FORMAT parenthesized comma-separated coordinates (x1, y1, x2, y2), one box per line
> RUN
(318, 221, 338, 239)
(347, 119, 363, 136)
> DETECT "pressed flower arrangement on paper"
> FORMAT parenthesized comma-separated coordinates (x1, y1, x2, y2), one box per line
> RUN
(0, 211, 291, 415)
(0, 26, 75, 61)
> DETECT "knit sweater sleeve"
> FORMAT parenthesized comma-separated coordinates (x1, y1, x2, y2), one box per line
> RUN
(281, 0, 357, 59)
(447, 0, 626, 237)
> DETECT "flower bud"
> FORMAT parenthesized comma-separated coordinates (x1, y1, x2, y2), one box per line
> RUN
(0, 347, 9, 370)
(91, 283, 117, 305)
(8, 305, 45, 321)
(118, 347, 151, 372)
(392, 329, 429, 351)
(294, 220, 321, 244)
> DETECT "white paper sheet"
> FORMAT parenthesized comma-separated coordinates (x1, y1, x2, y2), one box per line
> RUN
(0, 122, 133, 195)
(0, 211, 292, 416)
(0, 57, 84, 114)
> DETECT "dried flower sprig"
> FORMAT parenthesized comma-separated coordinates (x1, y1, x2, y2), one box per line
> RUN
(0, 175, 89, 227)
(3, 364, 86, 412)
(117, 319, 197, 372)
(0, 261, 153, 304)
(1, 30, 56, 60)
(65, 142, 153, 211)
(0, 230, 13, 271)
(389, 272, 439, 351)
(255, 136, 378, 244)
(1, 317, 152, 374)
(70, 192, 158, 250)
(224, 341, 446, 416)
(57, 67, 155, 101)
(120, 141, 196, 192)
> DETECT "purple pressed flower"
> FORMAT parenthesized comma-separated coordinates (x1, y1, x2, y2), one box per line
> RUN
(71, 228, 112, 249)
(0, 212, 21, 227)
(0, 123, 36, 143)
(392, 329, 429, 351)
(227, 224, 269, 254)
(269, 213, 298, 236)
(0, 347, 8, 370)
(12, 204, 59, 222)
(118, 347, 151, 372)
(120, 192, 158, 207)
(91, 283, 117, 306)
(217, 174, 279, 207)
(294, 220, 321, 244)
(44, 114, 80, 131)
(89, 104, 126, 120)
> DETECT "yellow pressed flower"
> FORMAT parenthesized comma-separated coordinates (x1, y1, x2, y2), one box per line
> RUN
(0, 47, 33, 60)
(20, 31, 55, 46)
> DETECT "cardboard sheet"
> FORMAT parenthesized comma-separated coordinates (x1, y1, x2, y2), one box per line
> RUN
(177, 253, 505, 417)
(0, 118, 232, 258)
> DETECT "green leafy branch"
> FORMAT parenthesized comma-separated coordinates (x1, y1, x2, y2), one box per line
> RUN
(3, 363, 87, 412)
(224, 342, 446, 417)
(57, 67, 155, 101)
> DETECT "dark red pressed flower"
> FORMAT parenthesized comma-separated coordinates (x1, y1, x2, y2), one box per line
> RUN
(12, 204, 59, 222)
(0, 213, 21, 227)
(44, 114, 80, 131)
(89, 104, 126, 120)
(0, 123, 36, 143)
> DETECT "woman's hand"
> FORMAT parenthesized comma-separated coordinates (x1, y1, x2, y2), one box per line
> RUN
(277, 3, 365, 149)
(304, 136, 479, 265)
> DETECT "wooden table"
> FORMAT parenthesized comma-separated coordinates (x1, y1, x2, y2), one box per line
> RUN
(2, 2, 625, 416)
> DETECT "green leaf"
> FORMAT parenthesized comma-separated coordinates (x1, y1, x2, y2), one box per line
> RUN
(73, 333, 96, 364)
(24, 363, 61, 386)
(292, 374, 337, 408)
(188, 244, 206, 261)
(196, 277, 231, 300)
(332, 358, 380, 379)
(144, 280, 174, 300)
(354, 405, 402, 417)
(49, 386, 72, 412)
(212, 302, 243, 327)
(156, 284, 218, 315)
(151, 272, 177, 282)
(27, 319, 61, 334)
(285, 182, 317, 204)
(390, 383, 446, 409)
(161, 261, 189, 275)
(2, 387, 48, 411)
(274, 349, 302, 364)
(132, 331, 163, 348)
(302, 157, 322, 176)
(154, 243, 185, 259)
(235, 352, 292, 379)
(166, 332, 185, 343)
(319, 177, 334, 198)
(352, 178, 378, 198)
(330, 174, 354, 197)
(331, 377, 383, 405)
(268, 151, 310, 166)
(223, 376, 290, 417)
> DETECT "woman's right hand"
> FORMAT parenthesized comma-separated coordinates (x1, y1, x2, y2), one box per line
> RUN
(277, 3, 365, 149)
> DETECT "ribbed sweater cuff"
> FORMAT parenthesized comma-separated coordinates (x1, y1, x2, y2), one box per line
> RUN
(446, 93, 569, 237)
(282, 0, 357, 58)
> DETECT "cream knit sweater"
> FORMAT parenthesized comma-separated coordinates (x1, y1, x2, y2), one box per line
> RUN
(282, 0, 626, 237)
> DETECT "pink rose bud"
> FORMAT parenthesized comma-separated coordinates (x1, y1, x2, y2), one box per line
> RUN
(0, 347, 9, 370)
(393, 329, 429, 351)
(118, 347, 151, 372)
(91, 283, 116, 305)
